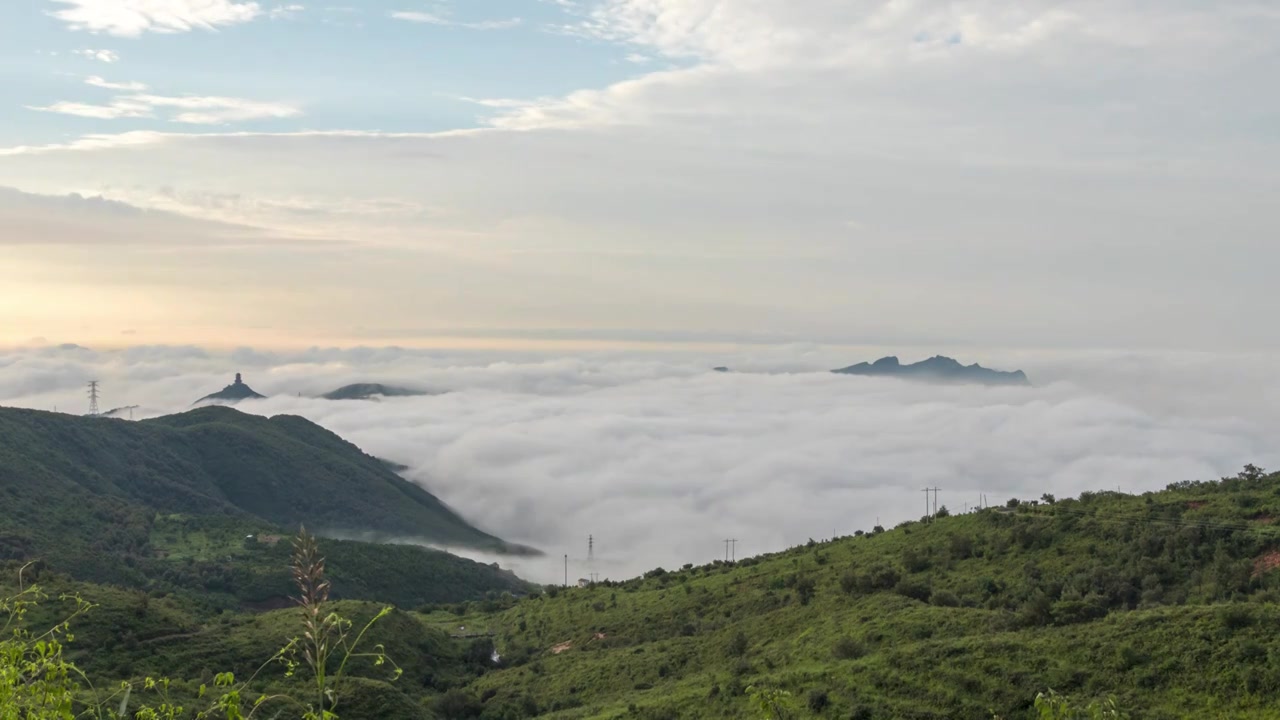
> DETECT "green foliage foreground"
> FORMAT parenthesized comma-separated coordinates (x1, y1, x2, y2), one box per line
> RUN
(1, 530, 399, 720)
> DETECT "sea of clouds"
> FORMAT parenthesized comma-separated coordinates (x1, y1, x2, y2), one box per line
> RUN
(1, 343, 1276, 584)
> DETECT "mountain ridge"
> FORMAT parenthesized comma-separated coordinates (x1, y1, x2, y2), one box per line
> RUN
(321, 383, 438, 400)
(0, 405, 537, 581)
(833, 354, 1030, 385)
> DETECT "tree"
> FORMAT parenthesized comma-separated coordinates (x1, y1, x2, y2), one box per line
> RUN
(747, 685, 796, 720)
(1238, 464, 1268, 482)
(1030, 689, 1127, 719)
(1041, 493, 1056, 505)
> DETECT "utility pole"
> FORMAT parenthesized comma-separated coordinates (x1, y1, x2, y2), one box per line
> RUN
(563, 554, 568, 588)
(932, 487, 941, 517)
(922, 487, 933, 522)
(724, 538, 739, 562)
(87, 381, 100, 416)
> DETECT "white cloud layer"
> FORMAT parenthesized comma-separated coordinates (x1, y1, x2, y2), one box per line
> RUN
(49, 0, 263, 36)
(85, 76, 148, 91)
(72, 48, 119, 62)
(1, 344, 1275, 583)
(390, 10, 521, 30)
(27, 93, 300, 125)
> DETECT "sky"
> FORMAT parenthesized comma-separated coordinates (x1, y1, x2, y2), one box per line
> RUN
(2, 344, 1277, 582)
(1, 0, 1277, 351)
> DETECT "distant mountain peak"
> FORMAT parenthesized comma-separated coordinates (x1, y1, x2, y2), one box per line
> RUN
(320, 383, 436, 401)
(832, 355, 1029, 386)
(194, 372, 266, 405)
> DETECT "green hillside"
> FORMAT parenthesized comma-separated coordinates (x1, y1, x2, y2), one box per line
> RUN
(0, 405, 534, 607)
(425, 465, 1280, 719)
(8, 465, 1280, 720)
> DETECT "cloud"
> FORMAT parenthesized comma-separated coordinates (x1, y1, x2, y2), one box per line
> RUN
(49, 0, 263, 36)
(27, 93, 300, 125)
(269, 4, 303, 19)
(0, 345, 1275, 583)
(72, 48, 119, 62)
(129, 94, 302, 124)
(25, 100, 151, 120)
(85, 75, 148, 91)
(390, 10, 521, 30)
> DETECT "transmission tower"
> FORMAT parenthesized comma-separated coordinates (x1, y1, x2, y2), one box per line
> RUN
(87, 381, 100, 416)
(588, 535, 594, 564)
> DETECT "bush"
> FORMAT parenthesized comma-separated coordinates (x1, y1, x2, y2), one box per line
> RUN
(807, 689, 830, 712)
(949, 534, 974, 560)
(1220, 604, 1255, 631)
(796, 576, 817, 605)
(840, 572, 858, 595)
(727, 630, 749, 657)
(894, 578, 931, 602)
(833, 636, 865, 660)
(902, 548, 931, 573)
(930, 589, 961, 607)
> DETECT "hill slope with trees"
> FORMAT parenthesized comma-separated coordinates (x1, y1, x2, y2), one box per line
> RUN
(0, 405, 533, 607)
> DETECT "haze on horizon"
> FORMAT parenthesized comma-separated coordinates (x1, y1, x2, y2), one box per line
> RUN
(1, 0, 1277, 352)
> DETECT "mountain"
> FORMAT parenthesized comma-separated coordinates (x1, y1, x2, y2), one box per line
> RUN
(0, 405, 536, 593)
(194, 372, 266, 404)
(321, 383, 436, 400)
(833, 355, 1030, 385)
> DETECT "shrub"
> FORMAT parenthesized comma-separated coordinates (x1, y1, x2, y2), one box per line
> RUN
(949, 533, 974, 560)
(807, 689, 830, 712)
(894, 578, 931, 602)
(833, 636, 865, 660)
(930, 589, 961, 607)
(796, 576, 817, 605)
(727, 630, 750, 657)
(902, 548, 931, 573)
(840, 571, 858, 595)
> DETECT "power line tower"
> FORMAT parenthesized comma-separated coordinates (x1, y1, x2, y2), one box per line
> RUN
(588, 535, 594, 564)
(87, 381, 100, 416)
